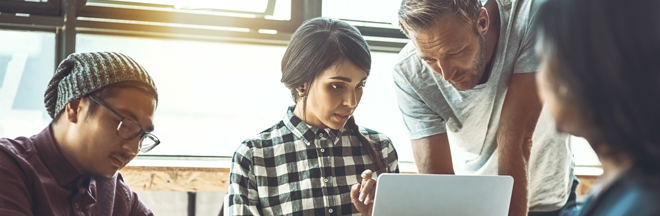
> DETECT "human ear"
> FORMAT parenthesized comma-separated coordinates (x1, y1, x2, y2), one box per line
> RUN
(65, 99, 82, 123)
(476, 8, 490, 36)
(296, 83, 308, 96)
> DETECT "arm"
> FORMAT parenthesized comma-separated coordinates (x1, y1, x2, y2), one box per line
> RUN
(228, 142, 262, 216)
(374, 135, 399, 174)
(119, 172, 154, 216)
(128, 190, 154, 216)
(497, 73, 542, 216)
(411, 133, 454, 174)
(393, 66, 451, 174)
(0, 149, 32, 216)
(351, 136, 400, 216)
(351, 170, 375, 216)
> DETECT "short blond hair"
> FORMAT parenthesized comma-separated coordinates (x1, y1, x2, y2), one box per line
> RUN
(398, 0, 482, 35)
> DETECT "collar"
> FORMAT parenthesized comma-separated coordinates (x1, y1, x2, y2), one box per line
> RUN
(282, 106, 347, 146)
(34, 124, 82, 187)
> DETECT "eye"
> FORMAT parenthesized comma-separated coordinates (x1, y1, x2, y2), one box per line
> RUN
(331, 83, 344, 89)
(357, 81, 366, 89)
(423, 59, 435, 64)
(449, 49, 464, 56)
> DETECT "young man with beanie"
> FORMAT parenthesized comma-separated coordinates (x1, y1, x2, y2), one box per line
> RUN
(0, 52, 159, 215)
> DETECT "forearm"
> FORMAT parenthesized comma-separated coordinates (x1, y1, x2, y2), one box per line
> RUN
(129, 191, 154, 216)
(498, 131, 531, 216)
(0, 153, 33, 216)
(497, 73, 542, 216)
(411, 133, 454, 174)
(228, 182, 263, 215)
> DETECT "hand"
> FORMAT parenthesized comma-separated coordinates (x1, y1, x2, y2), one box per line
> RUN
(350, 169, 377, 216)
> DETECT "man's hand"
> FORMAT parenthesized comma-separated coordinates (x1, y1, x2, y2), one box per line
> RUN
(350, 169, 377, 216)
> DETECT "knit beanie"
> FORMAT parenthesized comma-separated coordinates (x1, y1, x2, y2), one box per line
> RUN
(44, 52, 158, 119)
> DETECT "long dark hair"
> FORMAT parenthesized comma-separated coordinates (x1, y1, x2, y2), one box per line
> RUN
(280, 17, 387, 173)
(536, 0, 660, 172)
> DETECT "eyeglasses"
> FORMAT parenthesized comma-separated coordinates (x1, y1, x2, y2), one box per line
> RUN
(88, 95, 160, 153)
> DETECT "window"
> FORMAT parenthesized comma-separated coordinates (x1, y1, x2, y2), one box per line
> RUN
(0, 30, 55, 139)
(77, 34, 291, 156)
(0, 0, 600, 174)
(75, 34, 414, 161)
(87, 0, 292, 20)
(322, 0, 402, 25)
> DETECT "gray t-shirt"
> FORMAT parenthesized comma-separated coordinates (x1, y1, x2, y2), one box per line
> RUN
(393, 0, 574, 212)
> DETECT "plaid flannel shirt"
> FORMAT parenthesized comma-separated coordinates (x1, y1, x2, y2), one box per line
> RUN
(228, 106, 399, 216)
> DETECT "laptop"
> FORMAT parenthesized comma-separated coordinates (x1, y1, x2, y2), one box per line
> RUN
(371, 174, 514, 216)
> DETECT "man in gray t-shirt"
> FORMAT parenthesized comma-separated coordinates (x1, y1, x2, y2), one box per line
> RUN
(395, 0, 574, 215)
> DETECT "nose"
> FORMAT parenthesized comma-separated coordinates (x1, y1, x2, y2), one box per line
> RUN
(345, 89, 358, 109)
(435, 59, 458, 81)
(121, 138, 140, 156)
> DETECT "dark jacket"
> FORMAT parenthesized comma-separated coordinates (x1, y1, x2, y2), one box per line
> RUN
(578, 166, 660, 216)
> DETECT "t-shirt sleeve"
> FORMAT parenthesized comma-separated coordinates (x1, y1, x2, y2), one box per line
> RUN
(228, 140, 262, 216)
(513, 31, 539, 74)
(513, 1, 541, 74)
(0, 146, 33, 216)
(393, 65, 447, 140)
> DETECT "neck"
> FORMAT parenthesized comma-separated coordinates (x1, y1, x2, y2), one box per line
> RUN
(599, 154, 633, 185)
(484, 0, 500, 70)
(293, 101, 325, 129)
(52, 121, 84, 175)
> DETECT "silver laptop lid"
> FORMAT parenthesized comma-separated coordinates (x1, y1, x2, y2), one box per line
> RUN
(372, 174, 514, 216)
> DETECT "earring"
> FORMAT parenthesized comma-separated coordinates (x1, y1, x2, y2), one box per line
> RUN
(558, 84, 568, 96)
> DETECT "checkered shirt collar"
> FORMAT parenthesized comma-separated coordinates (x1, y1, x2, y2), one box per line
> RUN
(282, 105, 346, 146)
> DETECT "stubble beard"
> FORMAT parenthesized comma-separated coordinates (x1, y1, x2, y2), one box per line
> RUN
(452, 35, 488, 91)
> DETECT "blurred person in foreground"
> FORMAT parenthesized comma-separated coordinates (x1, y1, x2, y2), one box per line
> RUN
(535, 0, 660, 215)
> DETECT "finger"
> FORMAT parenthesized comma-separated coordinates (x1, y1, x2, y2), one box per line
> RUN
(365, 180, 377, 205)
(350, 183, 362, 204)
(359, 179, 377, 204)
(365, 182, 376, 205)
(360, 169, 373, 191)
(364, 196, 372, 206)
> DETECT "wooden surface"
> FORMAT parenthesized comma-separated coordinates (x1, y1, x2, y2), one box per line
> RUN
(120, 166, 230, 192)
(575, 175, 598, 201)
(120, 166, 600, 201)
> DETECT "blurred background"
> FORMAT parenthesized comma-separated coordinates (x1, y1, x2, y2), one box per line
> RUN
(0, 0, 600, 215)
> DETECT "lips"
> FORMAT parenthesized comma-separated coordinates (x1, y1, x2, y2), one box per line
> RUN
(334, 112, 352, 122)
(109, 154, 128, 168)
(451, 74, 467, 84)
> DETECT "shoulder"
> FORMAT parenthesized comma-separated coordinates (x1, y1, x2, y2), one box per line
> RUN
(392, 42, 441, 96)
(394, 42, 424, 76)
(505, 0, 540, 20)
(357, 126, 394, 149)
(113, 172, 134, 194)
(237, 120, 295, 154)
(112, 173, 154, 215)
(0, 137, 32, 183)
(509, 0, 542, 33)
(592, 171, 660, 215)
(623, 172, 660, 208)
(0, 136, 38, 172)
(0, 135, 37, 158)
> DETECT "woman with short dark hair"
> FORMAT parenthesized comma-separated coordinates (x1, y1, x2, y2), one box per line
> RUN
(227, 17, 399, 216)
(535, 0, 660, 215)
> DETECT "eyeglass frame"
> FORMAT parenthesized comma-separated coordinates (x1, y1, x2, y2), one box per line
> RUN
(87, 94, 160, 153)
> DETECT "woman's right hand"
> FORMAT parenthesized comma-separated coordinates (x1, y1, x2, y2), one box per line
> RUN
(350, 169, 377, 216)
